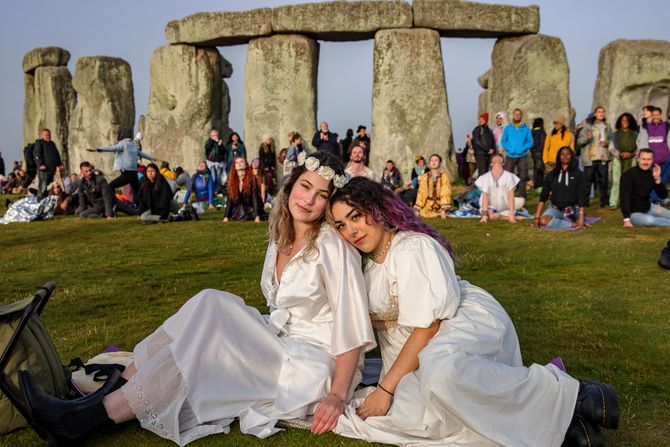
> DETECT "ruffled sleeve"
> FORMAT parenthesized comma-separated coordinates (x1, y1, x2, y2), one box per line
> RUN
(391, 233, 461, 328)
(318, 228, 376, 356)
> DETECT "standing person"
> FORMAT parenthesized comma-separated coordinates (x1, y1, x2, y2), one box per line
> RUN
(204, 129, 226, 194)
(578, 106, 612, 207)
(138, 163, 178, 223)
(542, 115, 574, 172)
(414, 153, 451, 219)
(345, 146, 375, 180)
(225, 131, 247, 160)
(225, 142, 246, 175)
(34, 129, 63, 198)
(531, 117, 546, 190)
(87, 128, 160, 203)
(467, 113, 496, 178)
(492, 112, 508, 157)
(19, 151, 375, 446)
(620, 149, 670, 227)
(637, 106, 670, 202)
(501, 108, 533, 199)
(340, 128, 354, 164)
(329, 177, 619, 447)
(609, 113, 639, 208)
(350, 125, 371, 165)
(223, 157, 264, 223)
(182, 161, 215, 211)
(284, 132, 306, 176)
(380, 160, 402, 192)
(0, 151, 5, 176)
(534, 147, 589, 229)
(312, 121, 340, 159)
(258, 135, 277, 195)
(75, 161, 115, 220)
(476, 154, 524, 224)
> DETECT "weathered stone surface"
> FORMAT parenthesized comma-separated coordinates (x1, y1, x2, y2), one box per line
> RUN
(220, 55, 233, 78)
(22, 46, 70, 73)
(68, 57, 135, 174)
(272, 1, 412, 41)
(244, 34, 318, 159)
(22, 67, 76, 168)
(477, 69, 490, 89)
(413, 0, 539, 38)
(484, 34, 573, 129)
(144, 45, 229, 171)
(371, 28, 455, 179)
(165, 9, 272, 46)
(593, 39, 670, 125)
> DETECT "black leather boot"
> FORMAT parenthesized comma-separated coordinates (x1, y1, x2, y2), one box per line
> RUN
(562, 415, 603, 447)
(19, 370, 118, 444)
(574, 380, 620, 429)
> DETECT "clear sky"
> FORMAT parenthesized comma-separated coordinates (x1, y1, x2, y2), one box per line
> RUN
(1, 0, 669, 166)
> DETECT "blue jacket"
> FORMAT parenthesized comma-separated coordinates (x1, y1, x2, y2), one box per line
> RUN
(97, 139, 156, 172)
(501, 123, 533, 158)
(183, 171, 214, 205)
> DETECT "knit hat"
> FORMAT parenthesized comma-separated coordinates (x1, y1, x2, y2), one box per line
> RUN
(554, 115, 566, 125)
(479, 112, 489, 122)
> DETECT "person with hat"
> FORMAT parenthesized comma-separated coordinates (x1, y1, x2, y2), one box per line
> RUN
(466, 113, 496, 178)
(349, 125, 371, 165)
(543, 114, 574, 172)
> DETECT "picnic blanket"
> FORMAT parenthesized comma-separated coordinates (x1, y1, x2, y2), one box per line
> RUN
(542, 216, 602, 230)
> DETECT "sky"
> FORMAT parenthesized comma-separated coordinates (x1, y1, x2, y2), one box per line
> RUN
(1, 0, 669, 166)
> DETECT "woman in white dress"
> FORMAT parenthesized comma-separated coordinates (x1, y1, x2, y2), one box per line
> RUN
(20, 151, 375, 446)
(328, 177, 619, 447)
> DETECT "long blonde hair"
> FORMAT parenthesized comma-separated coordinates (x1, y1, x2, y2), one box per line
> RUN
(268, 151, 345, 257)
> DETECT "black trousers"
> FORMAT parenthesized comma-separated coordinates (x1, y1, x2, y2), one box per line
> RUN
(475, 152, 491, 178)
(584, 161, 609, 206)
(109, 170, 140, 204)
(504, 155, 529, 199)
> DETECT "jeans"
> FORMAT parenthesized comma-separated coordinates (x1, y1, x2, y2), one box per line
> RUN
(205, 160, 226, 194)
(504, 155, 528, 199)
(37, 171, 54, 199)
(650, 159, 670, 202)
(630, 204, 670, 226)
(542, 203, 578, 229)
(584, 161, 609, 206)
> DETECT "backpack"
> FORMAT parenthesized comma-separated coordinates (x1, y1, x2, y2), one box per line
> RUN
(23, 143, 36, 174)
(0, 283, 74, 434)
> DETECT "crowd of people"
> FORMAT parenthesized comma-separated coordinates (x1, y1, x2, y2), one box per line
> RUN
(2, 105, 669, 229)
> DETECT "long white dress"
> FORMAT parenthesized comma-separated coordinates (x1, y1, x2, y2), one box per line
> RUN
(335, 231, 579, 447)
(122, 224, 376, 445)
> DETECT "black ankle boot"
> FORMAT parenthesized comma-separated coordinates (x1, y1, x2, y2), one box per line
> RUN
(562, 415, 603, 447)
(19, 370, 117, 444)
(574, 380, 620, 429)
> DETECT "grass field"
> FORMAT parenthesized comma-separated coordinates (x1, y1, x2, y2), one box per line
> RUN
(0, 192, 668, 446)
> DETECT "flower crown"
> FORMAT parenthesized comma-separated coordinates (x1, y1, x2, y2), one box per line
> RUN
(297, 152, 350, 189)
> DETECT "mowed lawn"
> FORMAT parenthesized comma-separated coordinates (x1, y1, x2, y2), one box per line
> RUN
(0, 192, 668, 447)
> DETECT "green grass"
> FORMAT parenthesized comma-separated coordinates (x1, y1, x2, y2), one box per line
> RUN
(0, 192, 668, 446)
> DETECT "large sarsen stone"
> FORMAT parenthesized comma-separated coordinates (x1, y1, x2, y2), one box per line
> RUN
(165, 9, 272, 46)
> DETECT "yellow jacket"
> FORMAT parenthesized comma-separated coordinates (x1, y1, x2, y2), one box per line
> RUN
(543, 129, 574, 165)
(161, 167, 177, 181)
(415, 172, 451, 214)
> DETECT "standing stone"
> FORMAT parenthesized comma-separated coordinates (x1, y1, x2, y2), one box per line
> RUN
(593, 39, 670, 124)
(68, 57, 135, 174)
(484, 34, 573, 129)
(22, 47, 74, 168)
(244, 34, 318, 158)
(144, 45, 230, 171)
(371, 28, 454, 179)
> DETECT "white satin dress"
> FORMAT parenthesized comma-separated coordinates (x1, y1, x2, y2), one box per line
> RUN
(335, 231, 579, 447)
(122, 224, 376, 445)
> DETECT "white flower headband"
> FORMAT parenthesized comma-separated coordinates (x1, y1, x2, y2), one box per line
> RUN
(297, 152, 350, 189)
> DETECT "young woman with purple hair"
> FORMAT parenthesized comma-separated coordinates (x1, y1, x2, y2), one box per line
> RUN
(328, 176, 619, 447)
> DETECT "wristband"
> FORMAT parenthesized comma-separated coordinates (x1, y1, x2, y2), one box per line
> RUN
(378, 384, 394, 397)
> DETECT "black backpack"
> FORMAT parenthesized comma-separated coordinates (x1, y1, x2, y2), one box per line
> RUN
(23, 143, 36, 174)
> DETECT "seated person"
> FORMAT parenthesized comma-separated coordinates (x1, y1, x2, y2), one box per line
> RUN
(76, 161, 115, 219)
(620, 149, 670, 227)
(139, 163, 179, 223)
(414, 153, 451, 219)
(223, 157, 264, 223)
(534, 147, 588, 229)
(345, 146, 375, 180)
(380, 159, 402, 192)
(182, 161, 214, 211)
(476, 154, 525, 224)
(47, 182, 73, 215)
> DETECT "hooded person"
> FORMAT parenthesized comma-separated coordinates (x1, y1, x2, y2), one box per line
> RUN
(492, 112, 508, 155)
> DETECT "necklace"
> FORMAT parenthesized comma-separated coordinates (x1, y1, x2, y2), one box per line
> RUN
(370, 235, 393, 263)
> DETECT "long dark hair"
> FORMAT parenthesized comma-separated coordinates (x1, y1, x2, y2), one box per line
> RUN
(615, 113, 639, 132)
(551, 146, 577, 174)
(144, 163, 165, 192)
(329, 177, 454, 259)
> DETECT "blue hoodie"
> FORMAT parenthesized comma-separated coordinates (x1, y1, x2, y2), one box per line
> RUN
(501, 122, 533, 158)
